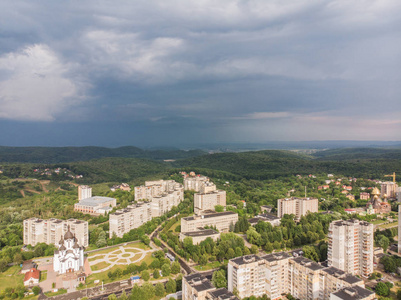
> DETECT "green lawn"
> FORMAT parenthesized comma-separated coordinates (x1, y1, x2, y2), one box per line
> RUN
(91, 261, 111, 271)
(379, 221, 398, 229)
(87, 242, 149, 257)
(194, 260, 228, 271)
(45, 288, 67, 297)
(40, 270, 47, 282)
(0, 265, 24, 291)
(170, 219, 181, 232)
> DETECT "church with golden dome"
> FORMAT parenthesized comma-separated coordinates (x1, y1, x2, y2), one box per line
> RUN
(366, 187, 391, 214)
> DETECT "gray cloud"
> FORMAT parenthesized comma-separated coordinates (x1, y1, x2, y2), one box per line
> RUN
(0, 0, 400, 145)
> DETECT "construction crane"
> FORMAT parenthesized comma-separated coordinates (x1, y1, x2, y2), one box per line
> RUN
(384, 172, 396, 183)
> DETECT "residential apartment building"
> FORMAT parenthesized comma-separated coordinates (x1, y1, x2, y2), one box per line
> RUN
(227, 254, 371, 300)
(135, 180, 183, 201)
(182, 273, 215, 300)
(23, 218, 88, 247)
(206, 288, 238, 300)
(194, 190, 226, 215)
(181, 211, 238, 233)
(151, 189, 184, 217)
(109, 203, 152, 238)
(277, 197, 318, 219)
(328, 220, 374, 278)
(78, 185, 92, 201)
(74, 196, 117, 215)
(381, 181, 398, 199)
(184, 175, 211, 192)
(228, 255, 266, 298)
(261, 252, 291, 300)
(330, 286, 375, 300)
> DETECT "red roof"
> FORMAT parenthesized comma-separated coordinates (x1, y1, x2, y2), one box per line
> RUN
(24, 268, 40, 281)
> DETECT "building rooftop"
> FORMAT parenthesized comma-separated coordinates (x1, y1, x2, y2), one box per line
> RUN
(183, 211, 237, 221)
(208, 288, 239, 300)
(181, 229, 219, 237)
(292, 256, 324, 271)
(262, 252, 291, 262)
(230, 254, 263, 266)
(321, 267, 362, 285)
(248, 214, 280, 225)
(331, 286, 374, 300)
(76, 196, 116, 207)
(184, 274, 215, 292)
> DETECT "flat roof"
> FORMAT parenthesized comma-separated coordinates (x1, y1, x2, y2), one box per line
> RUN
(184, 274, 215, 292)
(208, 288, 238, 300)
(76, 196, 116, 206)
(292, 256, 324, 271)
(331, 286, 374, 300)
(230, 254, 263, 266)
(262, 252, 291, 262)
(183, 211, 237, 221)
(181, 229, 219, 237)
(322, 267, 362, 285)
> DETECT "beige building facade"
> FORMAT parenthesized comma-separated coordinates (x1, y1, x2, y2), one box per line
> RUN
(277, 197, 318, 219)
(179, 229, 220, 244)
(381, 181, 398, 199)
(109, 203, 152, 238)
(23, 218, 88, 247)
(328, 220, 374, 278)
(78, 185, 92, 201)
(181, 211, 238, 233)
(74, 196, 116, 215)
(183, 175, 211, 192)
(194, 190, 226, 215)
(182, 273, 215, 300)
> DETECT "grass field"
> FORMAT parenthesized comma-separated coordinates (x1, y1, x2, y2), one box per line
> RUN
(87, 242, 149, 257)
(88, 255, 105, 262)
(91, 261, 111, 271)
(194, 260, 228, 271)
(0, 265, 24, 291)
(40, 270, 47, 282)
(379, 221, 398, 229)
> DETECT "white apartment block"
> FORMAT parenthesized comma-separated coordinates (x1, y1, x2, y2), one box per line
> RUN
(179, 229, 220, 244)
(194, 190, 226, 215)
(184, 176, 211, 192)
(181, 211, 238, 233)
(78, 185, 92, 200)
(261, 252, 291, 300)
(151, 189, 183, 217)
(182, 273, 215, 300)
(228, 255, 266, 299)
(23, 218, 88, 247)
(109, 203, 152, 238)
(277, 197, 318, 219)
(227, 255, 368, 300)
(328, 220, 374, 278)
(381, 181, 398, 199)
(134, 180, 183, 201)
(330, 286, 375, 300)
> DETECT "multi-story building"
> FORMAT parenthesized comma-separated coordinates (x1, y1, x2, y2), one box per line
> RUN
(182, 273, 216, 300)
(248, 214, 281, 227)
(109, 203, 152, 238)
(74, 196, 116, 215)
(319, 267, 364, 300)
(359, 192, 370, 200)
(184, 175, 210, 192)
(151, 189, 184, 217)
(194, 190, 226, 215)
(328, 220, 374, 278)
(78, 185, 92, 201)
(180, 229, 220, 244)
(228, 255, 266, 298)
(289, 256, 324, 300)
(330, 286, 375, 300)
(181, 211, 238, 233)
(261, 252, 291, 300)
(206, 288, 238, 300)
(23, 218, 88, 247)
(381, 181, 398, 199)
(135, 180, 183, 201)
(277, 197, 318, 219)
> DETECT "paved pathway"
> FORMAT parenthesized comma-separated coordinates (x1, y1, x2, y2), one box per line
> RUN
(89, 245, 154, 273)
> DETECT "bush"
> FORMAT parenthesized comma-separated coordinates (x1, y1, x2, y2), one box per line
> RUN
(32, 286, 40, 295)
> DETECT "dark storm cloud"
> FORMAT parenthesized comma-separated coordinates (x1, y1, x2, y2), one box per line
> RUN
(0, 0, 400, 146)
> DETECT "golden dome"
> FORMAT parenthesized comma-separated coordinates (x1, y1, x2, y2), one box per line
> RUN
(383, 193, 388, 198)
(371, 187, 380, 195)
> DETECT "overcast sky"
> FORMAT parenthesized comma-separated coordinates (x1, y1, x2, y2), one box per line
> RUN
(0, 0, 400, 147)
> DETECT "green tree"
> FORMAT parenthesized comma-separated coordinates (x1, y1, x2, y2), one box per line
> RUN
(108, 294, 118, 300)
(166, 278, 177, 293)
(142, 270, 150, 281)
(378, 236, 390, 252)
(32, 286, 40, 295)
(171, 261, 180, 274)
(376, 282, 390, 297)
(250, 245, 258, 254)
(162, 263, 171, 277)
(153, 269, 160, 279)
(212, 269, 227, 288)
(215, 205, 224, 212)
(155, 282, 165, 297)
(142, 283, 155, 300)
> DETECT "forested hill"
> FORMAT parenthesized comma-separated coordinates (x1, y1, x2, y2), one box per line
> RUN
(312, 147, 401, 161)
(0, 146, 206, 163)
(173, 149, 401, 180)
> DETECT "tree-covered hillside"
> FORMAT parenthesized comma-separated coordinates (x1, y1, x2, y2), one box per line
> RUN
(0, 146, 206, 163)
